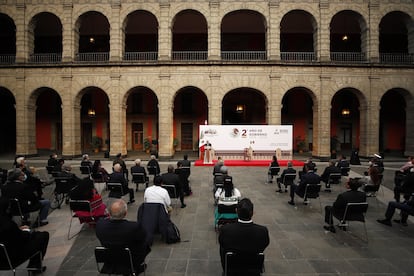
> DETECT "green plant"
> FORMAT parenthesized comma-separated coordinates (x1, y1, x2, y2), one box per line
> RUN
(295, 136, 306, 151)
(144, 138, 151, 151)
(91, 136, 102, 150)
(173, 137, 179, 148)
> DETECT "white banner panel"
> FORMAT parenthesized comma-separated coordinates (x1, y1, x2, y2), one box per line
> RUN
(199, 125, 293, 160)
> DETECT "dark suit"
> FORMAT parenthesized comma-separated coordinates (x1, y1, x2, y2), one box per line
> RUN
(277, 168, 296, 184)
(108, 172, 134, 202)
(2, 181, 41, 214)
(162, 172, 184, 205)
(320, 165, 341, 183)
(290, 171, 320, 200)
(147, 159, 160, 176)
(218, 221, 269, 271)
(324, 190, 366, 226)
(96, 219, 150, 271)
(130, 165, 148, 188)
(0, 214, 49, 268)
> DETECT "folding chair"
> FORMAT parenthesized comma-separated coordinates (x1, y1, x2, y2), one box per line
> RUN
(303, 183, 322, 209)
(325, 173, 342, 192)
(107, 182, 125, 200)
(9, 198, 40, 227)
(224, 251, 264, 276)
(0, 243, 43, 276)
(334, 202, 369, 241)
(68, 199, 99, 240)
(79, 166, 91, 176)
(340, 166, 350, 176)
(45, 165, 55, 175)
(279, 173, 296, 192)
(91, 172, 106, 191)
(50, 177, 77, 210)
(95, 246, 146, 276)
(132, 173, 148, 191)
(266, 167, 280, 184)
(215, 202, 238, 233)
(161, 184, 179, 208)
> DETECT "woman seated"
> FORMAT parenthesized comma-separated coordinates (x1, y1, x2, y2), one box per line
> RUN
(91, 160, 110, 182)
(214, 179, 241, 226)
(362, 164, 382, 195)
(70, 178, 108, 224)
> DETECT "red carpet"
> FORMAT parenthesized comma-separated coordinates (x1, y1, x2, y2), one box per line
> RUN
(194, 159, 304, 167)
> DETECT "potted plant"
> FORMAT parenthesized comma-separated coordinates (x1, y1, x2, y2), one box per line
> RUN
(173, 137, 179, 150)
(91, 136, 102, 153)
(295, 136, 306, 153)
(144, 138, 151, 153)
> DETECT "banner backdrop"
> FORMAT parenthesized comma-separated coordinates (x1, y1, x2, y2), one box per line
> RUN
(199, 125, 293, 159)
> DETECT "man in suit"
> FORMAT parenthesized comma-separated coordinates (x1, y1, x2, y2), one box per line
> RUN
(162, 165, 186, 208)
(276, 161, 296, 193)
(336, 154, 350, 176)
(320, 160, 342, 191)
(323, 178, 366, 233)
(177, 154, 191, 195)
(130, 159, 148, 188)
(113, 153, 128, 181)
(0, 197, 49, 274)
(288, 162, 320, 205)
(218, 198, 269, 274)
(109, 164, 135, 204)
(96, 199, 150, 274)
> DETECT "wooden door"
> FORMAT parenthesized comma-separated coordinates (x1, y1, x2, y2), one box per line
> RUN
(181, 123, 193, 150)
(132, 123, 143, 150)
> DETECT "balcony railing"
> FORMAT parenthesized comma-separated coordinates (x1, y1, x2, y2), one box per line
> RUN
(172, 51, 208, 61)
(29, 53, 62, 63)
(75, 52, 109, 62)
(0, 55, 16, 64)
(124, 52, 158, 61)
(221, 51, 266, 61)
(330, 52, 366, 63)
(280, 52, 317, 62)
(380, 53, 414, 64)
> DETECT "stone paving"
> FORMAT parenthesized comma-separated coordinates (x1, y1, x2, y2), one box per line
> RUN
(1, 155, 414, 275)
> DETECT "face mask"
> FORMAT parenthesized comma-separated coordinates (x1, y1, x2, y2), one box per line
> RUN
(23, 174, 27, 181)
(410, 167, 414, 173)
(368, 161, 372, 166)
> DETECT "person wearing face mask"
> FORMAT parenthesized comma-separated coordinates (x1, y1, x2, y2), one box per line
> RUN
(1, 168, 50, 228)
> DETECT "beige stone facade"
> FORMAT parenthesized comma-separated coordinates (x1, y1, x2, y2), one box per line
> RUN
(0, 0, 413, 159)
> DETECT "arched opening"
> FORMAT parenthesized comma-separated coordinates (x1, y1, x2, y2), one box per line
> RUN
(0, 87, 16, 154)
(174, 87, 208, 151)
(172, 10, 208, 60)
(222, 88, 266, 125)
(281, 88, 314, 152)
(34, 88, 62, 153)
(126, 87, 159, 152)
(0, 13, 16, 63)
(79, 87, 110, 153)
(124, 10, 158, 61)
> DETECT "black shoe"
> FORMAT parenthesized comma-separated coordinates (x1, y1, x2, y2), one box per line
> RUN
(127, 199, 135, 205)
(323, 225, 336, 233)
(29, 266, 46, 274)
(377, 219, 392, 226)
(181, 204, 187, 208)
(288, 200, 295, 206)
(393, 219, 408, 226)
(285, 189, 288, 192)
(276, 189, 283, 193)
(138, 263, 147, 273)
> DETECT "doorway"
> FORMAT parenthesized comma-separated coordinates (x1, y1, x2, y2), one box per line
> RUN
(132, 123, 143, 150)
(181, 123, 193, 150)
(82, 123, 92, 152)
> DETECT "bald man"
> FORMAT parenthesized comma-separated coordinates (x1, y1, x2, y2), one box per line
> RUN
(96, 199, 150, 273)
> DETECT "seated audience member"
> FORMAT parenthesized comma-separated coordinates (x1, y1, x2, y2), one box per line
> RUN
(213, 157, 224, 176)
(144, 176, 171, 213)
(47, 153, 58, 168)
(25, 166, 46, 200)
(113, 153, 128, 181)
(394, 157, 414, 201)
(92, 160, 110, 182)
(361, 164, 381, 195)
(394, 168, 414, 203)
(218, 198, 269, 274)
(214, 166, 233, 189)
(162, 165, 186, 208)
(80, 154, 93, 169)
(276, 161, 296, 193)
(177, 154, 191, 195)
(399, 156, 414, 173)
(2, 168, 50, 227)
(147, 155, 161, 176)
(69, 177, 108, 223)
(320, 160, 341, 186)
(377, 193, 414, 227)
(0, 196, 49, 274)
(54, 158, 65, 173)
(299, 158, 316, 180)
(267, 155, 280, 183)
(57, 164, 82, 185)
(323, 178, 366, 233)
(336, 155, 350, 175)
(214, 178, 241, 225)
(130, 159, 148, 188)
(109, 164, 135, 204)
(288, 162, 320, 206)
(96, 199, 150, 274)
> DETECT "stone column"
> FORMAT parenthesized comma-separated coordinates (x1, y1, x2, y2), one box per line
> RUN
(158, 2, 171, 61)
(208, 70, 221, 124)
(208, 1, 220, 60)
(158, 72, 174, 159)
(268, 1, 280, 60)
(268, 73, 281, 124)
(313, 75, 331, 160)
(62, 1, 74, 62)
(318, 0, 330, 62)
(367, 0, 380, 62)
(405, 99, 414, 156)
(108, 73, 125, 156)
(110, 1, 122, 62)
(15, 3, 27, 63)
